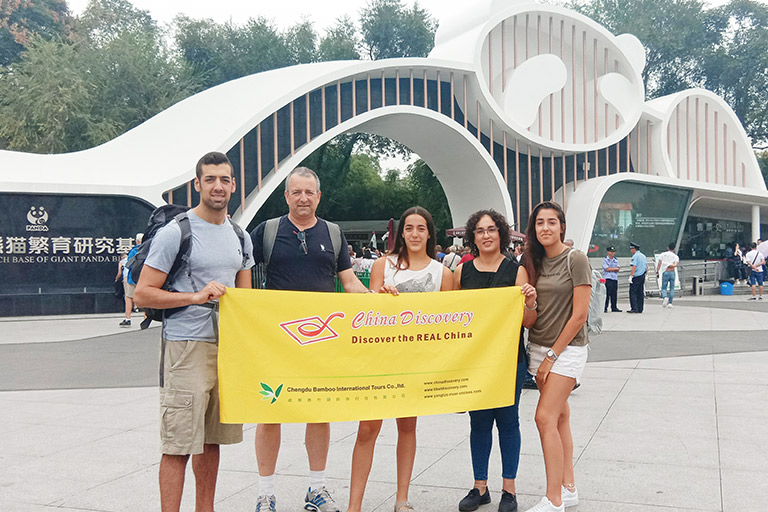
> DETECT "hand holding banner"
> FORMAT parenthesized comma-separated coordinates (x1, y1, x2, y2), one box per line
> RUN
(218, 287, 524, 423)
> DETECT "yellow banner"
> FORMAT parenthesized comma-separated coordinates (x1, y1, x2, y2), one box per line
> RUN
(218, 287, 524, 423)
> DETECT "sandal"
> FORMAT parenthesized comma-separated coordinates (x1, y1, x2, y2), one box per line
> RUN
(394, 501, 414, 512)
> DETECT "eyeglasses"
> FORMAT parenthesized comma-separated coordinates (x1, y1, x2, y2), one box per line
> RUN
(295, 230, 308, 254)
(475, 227, 499, 236)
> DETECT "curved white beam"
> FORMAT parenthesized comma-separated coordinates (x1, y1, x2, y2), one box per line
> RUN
(235, 106, 513, 230)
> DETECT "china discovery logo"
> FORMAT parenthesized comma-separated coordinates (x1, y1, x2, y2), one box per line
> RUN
(26, 206, 49, 232)
(279, 312, 345, 345)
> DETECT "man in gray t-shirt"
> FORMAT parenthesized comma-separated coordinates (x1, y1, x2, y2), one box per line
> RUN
(135, 152, 254, 512)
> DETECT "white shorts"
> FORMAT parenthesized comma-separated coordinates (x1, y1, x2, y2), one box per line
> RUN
(528, 343, 588, 381)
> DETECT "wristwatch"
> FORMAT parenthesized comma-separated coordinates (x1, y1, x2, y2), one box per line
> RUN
(546, 349, 558, 362)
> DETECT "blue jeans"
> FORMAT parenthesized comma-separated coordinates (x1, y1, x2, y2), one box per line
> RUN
(468, 357, 526, 480)
(661, 271, 675, 303)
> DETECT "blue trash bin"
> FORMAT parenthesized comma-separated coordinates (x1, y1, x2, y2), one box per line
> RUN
(720, 281, 734, 295)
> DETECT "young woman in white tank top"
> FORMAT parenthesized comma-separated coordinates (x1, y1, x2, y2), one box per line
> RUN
(347, 207, 453, 512)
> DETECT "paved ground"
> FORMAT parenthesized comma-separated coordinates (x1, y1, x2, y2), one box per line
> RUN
(1, 295, 767, 511)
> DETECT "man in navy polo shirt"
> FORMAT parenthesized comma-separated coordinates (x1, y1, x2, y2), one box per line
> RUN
(250, 167, 369, 512)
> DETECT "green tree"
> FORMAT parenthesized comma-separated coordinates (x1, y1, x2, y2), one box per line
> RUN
(0, 0, 198, 153)
(757, 151, 768, 186)
(702, 0, 768, 148)
(174, 15, 293, 89)
(0, 0, 70, 66)
(75, 0, 155, 45)
(318, 16, 360, 61)
(0, 38, 91, 152)
(572, 0, 717, 97)
(284, 19, 318, 64)
(360, 0, 437, 59)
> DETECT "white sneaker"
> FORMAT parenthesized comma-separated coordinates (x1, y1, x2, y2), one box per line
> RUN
(662, 297, 669, 307)
(523, 497, 564, 512)
(667, 303, 673, 308)
(561, 486, 578, 507)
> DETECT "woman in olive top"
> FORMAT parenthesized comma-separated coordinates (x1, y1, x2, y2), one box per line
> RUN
(453, 209, 537, 512)
(521, 202, 590, 512)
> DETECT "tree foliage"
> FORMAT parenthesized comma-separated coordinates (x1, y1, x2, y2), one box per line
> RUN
(0, 0, 70, 66)
(572, 0, 717, 97)
(174, 15, 295, 90)
(0, 0, 198, 152)
(757, 151, 768, 185)
(360, 0, 437, 59)
(318, 16, 360, 61)
(571, 0, 768, 149)
(702, 0, 768, 148)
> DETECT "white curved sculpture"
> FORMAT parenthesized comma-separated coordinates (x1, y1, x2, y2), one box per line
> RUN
(0, 1, 765, 249)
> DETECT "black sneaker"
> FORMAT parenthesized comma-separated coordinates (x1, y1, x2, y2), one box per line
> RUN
(459, 488, 491, 511)
(498, 491, 517, 512)
(119, 319, 131, 327)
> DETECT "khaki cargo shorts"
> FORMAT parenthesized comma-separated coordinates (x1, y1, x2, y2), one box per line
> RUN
(160, 340, 242, 455)
(123, 281, 136, 299)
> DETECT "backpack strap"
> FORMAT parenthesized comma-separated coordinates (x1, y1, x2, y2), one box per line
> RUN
(262, 216, 341, 268)
(228, 218, 247, 268)
(166, 212, 194, 290)
(262, 216, 284, 267)
(326, 220, 342, 265)
(159, 212, 192, 388)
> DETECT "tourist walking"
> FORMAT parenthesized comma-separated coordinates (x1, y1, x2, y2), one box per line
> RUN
(745, 242, 765, 300)
(656, 244, 679, 308)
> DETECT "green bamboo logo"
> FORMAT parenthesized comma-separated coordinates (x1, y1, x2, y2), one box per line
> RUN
(260, 382, 284, 404)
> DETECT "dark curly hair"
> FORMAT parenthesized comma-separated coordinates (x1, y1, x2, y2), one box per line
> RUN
(463, 209, 512, 257)
(524, 201, 566, 286)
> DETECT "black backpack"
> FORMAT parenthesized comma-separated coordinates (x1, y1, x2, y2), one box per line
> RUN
(127, 204, 246, 324)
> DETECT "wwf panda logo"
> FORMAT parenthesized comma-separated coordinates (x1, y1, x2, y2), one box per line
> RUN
(27, 206, 48, 225)
(26, 206, 50, 231)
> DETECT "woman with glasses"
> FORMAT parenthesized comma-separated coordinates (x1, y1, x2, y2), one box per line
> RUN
(453, 209, 538, 512)
(347, 206, 453, 512)
(521, 201, 590, 512)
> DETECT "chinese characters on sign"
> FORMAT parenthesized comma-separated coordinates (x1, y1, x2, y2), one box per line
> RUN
(0, 236, 134, 263)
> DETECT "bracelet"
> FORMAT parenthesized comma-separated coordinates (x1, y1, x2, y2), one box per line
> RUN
(524, 300, 537, 311)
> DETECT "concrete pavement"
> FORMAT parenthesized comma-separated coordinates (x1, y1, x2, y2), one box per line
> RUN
(1, 295, 767, 511)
